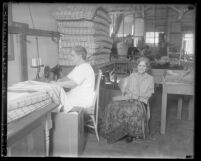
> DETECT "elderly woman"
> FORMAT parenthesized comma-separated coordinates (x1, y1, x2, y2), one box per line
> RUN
(52, 46, 95, 113)
(100, 57, 154, 143)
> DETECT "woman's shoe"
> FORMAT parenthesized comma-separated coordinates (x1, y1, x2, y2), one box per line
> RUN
(126, 136, 133, 143)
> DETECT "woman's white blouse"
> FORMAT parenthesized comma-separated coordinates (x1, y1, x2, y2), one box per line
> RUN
(67, 63, 95, 108)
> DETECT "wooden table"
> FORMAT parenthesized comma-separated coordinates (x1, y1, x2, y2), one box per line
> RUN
(161, 81, 194, 134)
(7, 103, 58, 156)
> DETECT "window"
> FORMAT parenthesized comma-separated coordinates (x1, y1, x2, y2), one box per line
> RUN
(145, 32, 163, 46)
(182, 33, 194, 55)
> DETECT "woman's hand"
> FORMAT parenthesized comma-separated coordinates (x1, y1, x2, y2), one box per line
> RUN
(57, 77, 70, 82)
(57, 79, 63, 82)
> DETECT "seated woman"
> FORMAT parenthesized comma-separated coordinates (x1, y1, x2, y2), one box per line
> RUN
(99, 57, 154, 143)
(51, 46, 95, 113)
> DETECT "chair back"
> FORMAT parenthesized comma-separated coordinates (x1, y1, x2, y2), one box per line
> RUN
(93, 70, 102, 123)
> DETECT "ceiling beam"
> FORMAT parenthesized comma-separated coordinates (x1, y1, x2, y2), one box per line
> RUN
(8, 25, 60, 38)
(168, 5, 190, 21)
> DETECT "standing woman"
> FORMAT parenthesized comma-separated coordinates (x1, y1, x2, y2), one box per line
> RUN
(99, 57, 154, 143)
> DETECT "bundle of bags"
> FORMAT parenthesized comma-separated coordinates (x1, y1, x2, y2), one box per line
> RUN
(53, 5, 112, 66)
(87, 53, 110, 66)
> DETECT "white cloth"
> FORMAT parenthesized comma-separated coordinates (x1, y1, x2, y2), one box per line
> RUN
(8, 80, 65, 106)
(62, 63, 95, 112)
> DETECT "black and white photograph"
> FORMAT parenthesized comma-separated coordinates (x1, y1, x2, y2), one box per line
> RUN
(3, 2, 195, 158)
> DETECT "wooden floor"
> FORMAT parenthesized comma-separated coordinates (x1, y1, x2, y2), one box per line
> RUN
(81, 87, 194, 158)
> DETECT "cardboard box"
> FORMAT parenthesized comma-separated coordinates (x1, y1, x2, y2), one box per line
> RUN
(51, 109, 87, 157)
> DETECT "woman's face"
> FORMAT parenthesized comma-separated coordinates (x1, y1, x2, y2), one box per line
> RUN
(137, 61, 147, 74)
(70, 50, 81, 65)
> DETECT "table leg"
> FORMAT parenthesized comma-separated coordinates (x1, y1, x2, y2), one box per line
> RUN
(45, 121, 49, 156)
(45, 113, 52, 156)
(177, 97, 183, 120)
(188, 96, 194, 120)
(161, 91, 167, 135)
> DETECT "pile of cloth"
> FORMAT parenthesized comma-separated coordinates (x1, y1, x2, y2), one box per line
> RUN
(54, 5, 112, 66)
(164, 68, 194, 84)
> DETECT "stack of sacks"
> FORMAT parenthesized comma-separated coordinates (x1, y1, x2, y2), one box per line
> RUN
(54, 5, 112, 66)
(87, 53, 110, 65)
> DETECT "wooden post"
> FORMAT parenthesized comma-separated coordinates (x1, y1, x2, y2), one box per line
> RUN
(154, 5, 156, 47)
(166, 6, 170, 57)
(11, 22, 29, 81)
(123, 14, 125, 39)
(161, 84, 167, 134)
(177, 96, 183, 119)
(20, 33, 28, 81)
(188, 96, 194, 120)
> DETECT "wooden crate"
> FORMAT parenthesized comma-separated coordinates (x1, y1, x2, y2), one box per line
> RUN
(51, 109, 87, 157)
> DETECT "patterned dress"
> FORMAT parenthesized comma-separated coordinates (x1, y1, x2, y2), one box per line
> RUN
(99, 72, 154, 144)
(99, 99, 149, 144)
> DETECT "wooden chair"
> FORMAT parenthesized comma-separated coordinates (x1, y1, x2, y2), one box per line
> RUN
(84, 69, 102, 142)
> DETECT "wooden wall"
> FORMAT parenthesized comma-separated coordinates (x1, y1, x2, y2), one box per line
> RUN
(8, 3, 59, 85)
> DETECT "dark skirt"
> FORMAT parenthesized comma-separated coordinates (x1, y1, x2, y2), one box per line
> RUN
(99, 99, 149, 144)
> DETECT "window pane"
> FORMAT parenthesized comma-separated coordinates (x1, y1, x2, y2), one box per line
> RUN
(184, 34, 194, 54)
(146, 32, 154, 37)
(184, 34, 193, 38)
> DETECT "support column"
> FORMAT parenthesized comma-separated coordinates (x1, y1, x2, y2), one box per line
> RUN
(188, 96, 194, 120)
(177, 96, 183, 119)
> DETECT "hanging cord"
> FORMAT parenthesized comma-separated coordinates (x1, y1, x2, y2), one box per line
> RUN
(28, 5, 39, 59)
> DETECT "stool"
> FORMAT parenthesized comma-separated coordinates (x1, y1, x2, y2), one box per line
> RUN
(51, 109, 87, 157)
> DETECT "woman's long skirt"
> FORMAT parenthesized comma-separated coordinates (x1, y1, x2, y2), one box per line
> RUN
(99, 99, 149, 144)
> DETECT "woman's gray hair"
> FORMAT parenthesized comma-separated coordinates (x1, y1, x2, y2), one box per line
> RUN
(72, 45, 87, 60)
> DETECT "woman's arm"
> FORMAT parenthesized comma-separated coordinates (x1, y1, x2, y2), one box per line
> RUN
(57, 76, 71, 82)
(118, 74, 132, 95)
(53, 79, 78, 89)
(144, 76, 155, 98)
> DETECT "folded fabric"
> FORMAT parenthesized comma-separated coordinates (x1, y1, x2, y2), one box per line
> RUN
(8, 80, 63, 105)
(58, 56, 110, 66)
(59, 40, 112, 49)
(7, 91, 50, 112)
(60, 35, 112, 44)
(165, 70, 194, 84)
(165, 74, 194, 84)
(59, 46, 111, 58)
(93, 16, 110, 26)
(87, 53, 110, 60)
(96, 10, 111, 23)
(89, 59, 110, 66)
(54, 5, 98, 19)
(57, 20, 110, 31)
(8, 98, 52, 123)
(57, 20, 99, 28)
(54, 5, 111, 23)
(58, 27, 109, 36)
